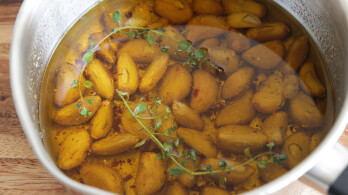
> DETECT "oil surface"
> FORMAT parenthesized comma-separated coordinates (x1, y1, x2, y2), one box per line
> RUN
(39, 0, 334, 194)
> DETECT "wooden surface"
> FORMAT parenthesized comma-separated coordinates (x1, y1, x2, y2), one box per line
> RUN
(0, 1, 69, 194)
(0, 1, 347, 195)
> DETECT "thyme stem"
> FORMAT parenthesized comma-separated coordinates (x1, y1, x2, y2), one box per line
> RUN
(76, 25, 213, 116)
(152, 133, 177, 138)
(117, 89, 164, 149)
(116, 89, 276, 176)
(77, 62, 88, 110)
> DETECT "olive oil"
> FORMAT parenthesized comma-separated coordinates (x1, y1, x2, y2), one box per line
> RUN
(39, 0, 334, 194)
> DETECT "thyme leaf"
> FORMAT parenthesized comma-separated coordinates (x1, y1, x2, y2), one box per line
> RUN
(168, 166, 185, 176)
(273, 153, 288, 164)
(74, 103, 81, 108)
(125, 31, 135, 40)
(180, 29, 190, 35)
(161, 46, 170, 54)
(146, 33, 155, 46)
(266, 142, 275, 150)
(194, 49, 206, 59)
(70, 80, 78, 88)
(257, 160, 267, 168)
(219, 159, 227, 167)
(86, 99, 94, 104)
(83, 51, 94, 63)
(80, 107, 92, 117)
(134, 103, 147, 114)
(178, 40, 192, 51)
(84, 80, 93, 88)
(112, 11, 122, 25)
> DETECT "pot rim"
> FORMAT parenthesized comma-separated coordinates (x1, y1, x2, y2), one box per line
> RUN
(9, 0, 348, 194)
(10, 1, 115, 194)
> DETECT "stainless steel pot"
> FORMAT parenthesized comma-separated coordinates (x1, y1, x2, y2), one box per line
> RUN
(10, 0, 348, 194)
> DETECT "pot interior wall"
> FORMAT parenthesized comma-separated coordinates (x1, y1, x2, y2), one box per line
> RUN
(275, 0, 348, 113)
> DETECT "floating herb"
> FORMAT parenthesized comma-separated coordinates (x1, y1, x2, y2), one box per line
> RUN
(168, 166, 185, 177)
(116, 89, 287, 177)
(266, 142, 275, 150)
(174, 138, 180, 147)
(134, 103, 147, 114)
(155, 118, 162, 129)
(112, 10, 122, 25)
(219, 159, 227, 167)
(194, 49, 206, 59)
(178, 40, 192, 50)
(180, 29, 190, 35)
(161, 46, 171, 54)
(86, 99, 94, 104)
(89, 39, 95, 49)
(165, 107, 171, 114)
(148, 109, 156, 114)
(83, 51, 94, 63)
(273, 153, 288, 164)
(190, 150, 197, 166)
(80, 107, 92, 117)
(84, 80, 93, 89)
(257, 160, 267, 169)
(70, 80, 78, 88)
(125, 31, 135, 40)
(74, 103, 81, 108)
(146, 33, 155, 47)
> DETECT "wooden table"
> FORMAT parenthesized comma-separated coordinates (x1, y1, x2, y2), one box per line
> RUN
(1, 1, 347, 194)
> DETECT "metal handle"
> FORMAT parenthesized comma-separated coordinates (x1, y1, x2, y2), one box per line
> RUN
(329, 166, 348, 195)
(305, 143, 348, 193)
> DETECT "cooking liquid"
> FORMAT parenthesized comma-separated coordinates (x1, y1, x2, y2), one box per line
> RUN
(39, 0, 334, 194)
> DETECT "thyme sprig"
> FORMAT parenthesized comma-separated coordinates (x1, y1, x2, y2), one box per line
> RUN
(71, 10, 221, 117)
(116, 89, 287, 177)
